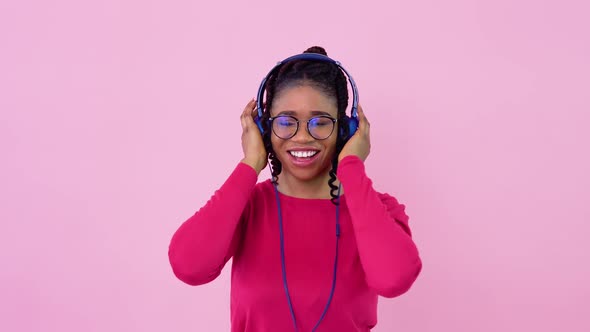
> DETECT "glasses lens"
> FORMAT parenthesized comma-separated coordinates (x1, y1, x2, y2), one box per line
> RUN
(308, 116, 335, 139)
(272, 116, 298, 139)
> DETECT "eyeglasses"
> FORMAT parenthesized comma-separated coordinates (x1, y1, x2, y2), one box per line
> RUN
(269, 115, 337, 140)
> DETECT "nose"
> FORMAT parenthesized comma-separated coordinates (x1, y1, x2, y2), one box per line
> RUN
(290, 123, 315, 143)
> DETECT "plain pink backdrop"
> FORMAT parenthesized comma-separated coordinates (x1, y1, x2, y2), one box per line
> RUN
(1, 0, 588, 331)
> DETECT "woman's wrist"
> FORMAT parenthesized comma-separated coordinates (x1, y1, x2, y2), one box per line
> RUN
(240, 158, 264, 175)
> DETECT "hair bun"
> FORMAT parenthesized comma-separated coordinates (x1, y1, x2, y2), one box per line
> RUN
(303, 46, 328, 56)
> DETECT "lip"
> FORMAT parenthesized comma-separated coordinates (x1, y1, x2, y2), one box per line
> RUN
(287, 147, 320, 152)
(286, 149, 321, 167)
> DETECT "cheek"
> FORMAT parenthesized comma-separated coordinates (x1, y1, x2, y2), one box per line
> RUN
(323, 137, 338, 156)
(270, 135, 279, 150)
(270, 136, 285, 158)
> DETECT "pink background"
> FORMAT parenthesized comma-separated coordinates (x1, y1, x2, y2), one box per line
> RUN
(1, 0, 589, 331)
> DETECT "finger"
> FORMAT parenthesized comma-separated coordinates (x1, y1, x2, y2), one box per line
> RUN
(357, 104, 369, 131)
(251, 105, 259, 119)
(240, 110, 248, 130)
(253, 100, 267, 120)
(241, 99, 256, 129)
(246, 107, 258, 125)
(242, 100, 258, 123)
(250, 99, 263, 122)
(242, 99, 256, 117)
(358, 104, 368, 121)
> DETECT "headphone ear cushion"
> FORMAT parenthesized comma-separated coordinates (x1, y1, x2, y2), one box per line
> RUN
(340, 115, 359, 141)
(348, 116, 359, 138)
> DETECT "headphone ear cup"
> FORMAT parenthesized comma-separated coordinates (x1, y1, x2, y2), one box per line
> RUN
(254, 108, 265, 135)
(340, 115, 359, 141)
(348, 116, 359, 138)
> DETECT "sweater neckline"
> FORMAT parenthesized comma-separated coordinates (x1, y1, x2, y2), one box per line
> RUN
(262, 179, 347, 203)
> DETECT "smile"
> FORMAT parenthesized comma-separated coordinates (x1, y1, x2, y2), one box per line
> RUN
(288, 150, 319, 158)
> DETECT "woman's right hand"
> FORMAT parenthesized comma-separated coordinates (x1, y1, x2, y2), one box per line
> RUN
(240, 99, 268, 175)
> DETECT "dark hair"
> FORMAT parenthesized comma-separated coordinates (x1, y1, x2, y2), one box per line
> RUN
(261, 46, 349, 205)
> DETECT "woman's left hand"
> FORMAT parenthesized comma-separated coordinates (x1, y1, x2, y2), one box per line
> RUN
(338, 104, 371, 163)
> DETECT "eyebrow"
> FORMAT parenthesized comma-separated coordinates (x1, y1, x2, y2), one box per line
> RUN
(275, 110, 334, 116)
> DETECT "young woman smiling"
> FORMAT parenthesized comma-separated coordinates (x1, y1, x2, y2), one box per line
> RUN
(168, 46, 422, 332)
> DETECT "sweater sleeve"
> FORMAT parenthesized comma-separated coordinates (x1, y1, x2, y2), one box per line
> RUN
(337, 155, 422, 298)
(168, 162, 258, 286)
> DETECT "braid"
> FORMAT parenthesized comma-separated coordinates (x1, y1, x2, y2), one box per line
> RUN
(329, 64, 351, 205)
(261, 61, 283, 185)
(261, 46, 350, 204)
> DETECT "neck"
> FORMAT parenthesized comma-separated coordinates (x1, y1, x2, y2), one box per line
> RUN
(276, 171, 341, 199)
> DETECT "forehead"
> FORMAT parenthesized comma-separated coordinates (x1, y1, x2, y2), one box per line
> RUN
(271, 85, 338, 117)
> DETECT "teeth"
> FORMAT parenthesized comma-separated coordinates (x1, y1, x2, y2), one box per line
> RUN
(289, 150, 318, 158)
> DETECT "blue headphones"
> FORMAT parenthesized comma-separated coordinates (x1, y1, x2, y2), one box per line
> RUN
(254, 53, 359, 141)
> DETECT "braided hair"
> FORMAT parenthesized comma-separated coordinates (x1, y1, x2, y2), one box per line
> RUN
(260, 46, 350, 205)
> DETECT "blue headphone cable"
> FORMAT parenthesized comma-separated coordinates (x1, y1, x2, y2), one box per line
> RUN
(272, 181, 341, 332)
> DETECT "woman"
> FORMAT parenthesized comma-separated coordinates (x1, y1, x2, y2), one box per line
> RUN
(168, 46, 422, 332)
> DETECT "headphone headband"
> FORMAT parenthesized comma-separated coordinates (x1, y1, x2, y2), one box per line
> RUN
(255, 53, 359, 120)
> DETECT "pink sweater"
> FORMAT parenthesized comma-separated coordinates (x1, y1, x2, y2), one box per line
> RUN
(168, 156, 422, 331)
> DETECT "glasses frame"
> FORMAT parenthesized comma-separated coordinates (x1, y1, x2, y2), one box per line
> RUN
(268, 115, 338, 140)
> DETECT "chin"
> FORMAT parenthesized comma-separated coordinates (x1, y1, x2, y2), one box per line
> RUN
(277, 150, 334, 182)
